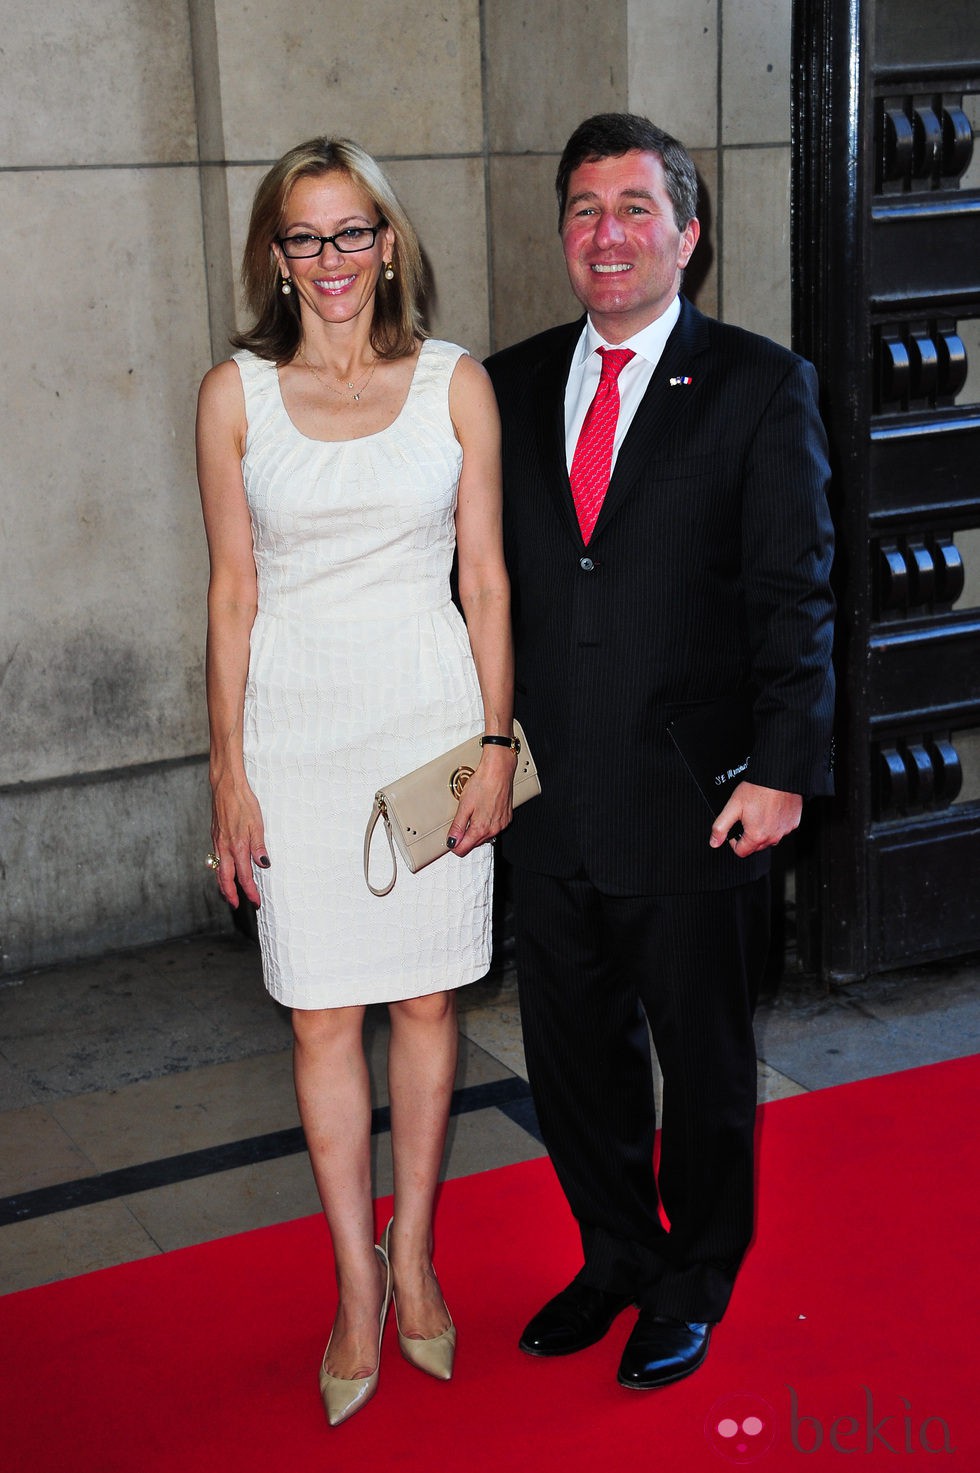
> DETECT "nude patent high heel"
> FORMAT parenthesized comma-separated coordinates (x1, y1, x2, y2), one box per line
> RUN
(382, 1217, 457, 1381)
(318, 1243, 392, 1427)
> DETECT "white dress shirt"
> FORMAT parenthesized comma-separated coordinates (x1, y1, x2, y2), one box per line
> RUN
(564, 295, 682, 473)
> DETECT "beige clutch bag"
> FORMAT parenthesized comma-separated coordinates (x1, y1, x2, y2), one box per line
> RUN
(363, 720, 540, 896)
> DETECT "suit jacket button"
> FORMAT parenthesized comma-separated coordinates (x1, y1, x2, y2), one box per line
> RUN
(579, 556, 595, 572)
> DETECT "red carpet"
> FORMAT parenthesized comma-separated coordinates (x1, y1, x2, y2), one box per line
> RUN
(3, 1055, 978, 1471)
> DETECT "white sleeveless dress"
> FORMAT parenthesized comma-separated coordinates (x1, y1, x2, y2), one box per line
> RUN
(235, 339, 492, 1009)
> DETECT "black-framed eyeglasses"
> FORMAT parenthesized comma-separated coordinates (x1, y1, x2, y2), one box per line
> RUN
(276, 221, 388, 258)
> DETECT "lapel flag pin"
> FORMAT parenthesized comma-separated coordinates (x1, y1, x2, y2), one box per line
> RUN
(669, 375, 693, 386)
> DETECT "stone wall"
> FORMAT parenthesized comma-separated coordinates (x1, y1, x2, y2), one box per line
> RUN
(0, 0, 801, 974)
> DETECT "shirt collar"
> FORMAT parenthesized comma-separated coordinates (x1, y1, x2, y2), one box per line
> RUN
(577, 294, 682, 366)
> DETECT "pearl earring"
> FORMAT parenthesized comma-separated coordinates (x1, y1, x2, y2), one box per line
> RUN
(281, 275, 292, 295)
(383, 261, 395, 281)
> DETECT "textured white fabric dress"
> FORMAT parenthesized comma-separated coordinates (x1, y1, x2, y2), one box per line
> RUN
(235, 339, 492, 1009)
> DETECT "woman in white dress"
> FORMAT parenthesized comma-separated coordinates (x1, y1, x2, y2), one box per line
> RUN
(196, 138, 515, 1426)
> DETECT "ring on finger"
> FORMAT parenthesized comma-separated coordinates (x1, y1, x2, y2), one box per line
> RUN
(206, 851, 220, 871)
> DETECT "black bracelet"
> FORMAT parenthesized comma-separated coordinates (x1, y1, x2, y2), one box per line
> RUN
(480, 733, 521, 753)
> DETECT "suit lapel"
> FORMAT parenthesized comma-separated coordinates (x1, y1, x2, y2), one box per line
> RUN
(531, 321, 584, 548)
(590, 299, 710, 541)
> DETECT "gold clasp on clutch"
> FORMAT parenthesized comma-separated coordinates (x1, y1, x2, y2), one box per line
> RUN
(450, 765, 474, 800)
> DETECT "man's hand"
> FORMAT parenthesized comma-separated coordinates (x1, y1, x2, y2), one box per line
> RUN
(709, 781, 803, 857)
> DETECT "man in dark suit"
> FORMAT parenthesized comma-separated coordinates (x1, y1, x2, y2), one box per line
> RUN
(485, 113, 835, 1390)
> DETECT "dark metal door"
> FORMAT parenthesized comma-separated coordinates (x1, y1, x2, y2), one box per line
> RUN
(792, 1, 980, 981)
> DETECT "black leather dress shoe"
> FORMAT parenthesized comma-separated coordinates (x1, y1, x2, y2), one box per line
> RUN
(519, 1280, 634, 1357)
(617, 1314, 711, 1389)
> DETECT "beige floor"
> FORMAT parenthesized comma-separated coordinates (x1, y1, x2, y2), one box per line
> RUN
(2, 928, 977, 1296)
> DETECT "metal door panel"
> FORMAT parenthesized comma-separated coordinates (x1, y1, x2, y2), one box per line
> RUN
(793, 0, 980, 979)
(869, 819, 980, 962)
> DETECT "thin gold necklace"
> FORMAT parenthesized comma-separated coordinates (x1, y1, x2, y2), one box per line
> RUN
(300, 352, 378, 404)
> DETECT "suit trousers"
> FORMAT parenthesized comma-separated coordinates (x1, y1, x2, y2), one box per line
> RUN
(512, 866, 771, 1323)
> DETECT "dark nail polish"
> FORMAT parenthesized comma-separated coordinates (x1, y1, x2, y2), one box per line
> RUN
(446, 836, 457, 849)
(258, 855, 271, 868)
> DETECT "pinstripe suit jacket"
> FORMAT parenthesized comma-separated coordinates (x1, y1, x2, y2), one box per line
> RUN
(485, 296, 835, 894)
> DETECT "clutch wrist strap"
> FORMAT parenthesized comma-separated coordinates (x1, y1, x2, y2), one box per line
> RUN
(480, 733, 521, 753)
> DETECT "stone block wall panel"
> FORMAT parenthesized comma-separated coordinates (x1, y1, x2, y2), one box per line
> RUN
(0, 168, 212, 785)
(489, 155, 582, 348)
(627, 0, 718, 149)
(386, 157, 491, 358)
(484, 0, 628, 154)
(0, 0, 197, 167)
(211, 0, 483, 160)
(720, 145, 793, 346)
(0, 761, 228, 976)
(721, 0, 792, 145)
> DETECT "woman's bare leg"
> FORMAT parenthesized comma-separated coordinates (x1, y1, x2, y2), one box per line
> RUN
(292, 1004, 386, 1378)
(386, 989, 459, 1337)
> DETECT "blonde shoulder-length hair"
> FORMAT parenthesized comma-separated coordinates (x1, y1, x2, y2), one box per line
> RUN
(232, 136, 426, 363)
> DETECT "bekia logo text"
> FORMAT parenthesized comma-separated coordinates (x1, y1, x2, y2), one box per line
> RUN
(789, 1386, 955, 1456)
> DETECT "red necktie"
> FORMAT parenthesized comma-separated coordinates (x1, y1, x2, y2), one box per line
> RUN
(569, 346, 635, 544)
